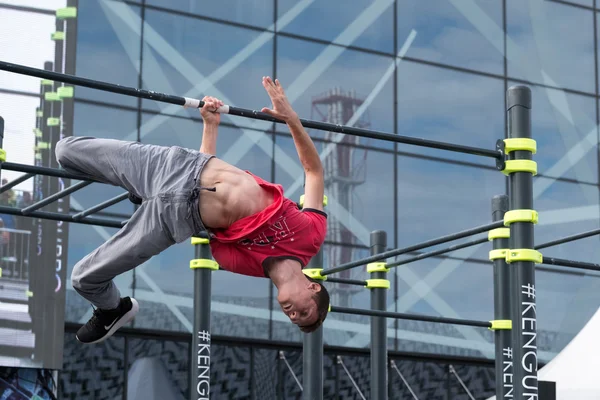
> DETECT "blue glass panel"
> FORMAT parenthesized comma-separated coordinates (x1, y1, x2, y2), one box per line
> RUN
(398, 0, 504, 75)
(277, 0, 394, 53)
(276, 36, 395, 150)
(75, 1, 141, 106)
(534, 180, 600, 360)
(520, 82, 597, 184)
(397, 157, 504, 261)
(397, 62, 504, 165)
(146, 0, 274, 29)
(140, 9, 273, 131)
(507, 0, 595, 93)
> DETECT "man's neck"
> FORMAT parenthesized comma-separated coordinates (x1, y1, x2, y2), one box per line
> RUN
(266, 260, 301, 287)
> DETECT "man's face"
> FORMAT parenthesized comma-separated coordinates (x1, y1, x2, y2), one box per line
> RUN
(278, 281, 320, 328)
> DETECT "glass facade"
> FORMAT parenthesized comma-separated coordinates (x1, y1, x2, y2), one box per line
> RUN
(4, 0, 600, 368)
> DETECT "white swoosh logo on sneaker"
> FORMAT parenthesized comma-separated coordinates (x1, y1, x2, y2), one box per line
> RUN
(104, 317, 120, 331)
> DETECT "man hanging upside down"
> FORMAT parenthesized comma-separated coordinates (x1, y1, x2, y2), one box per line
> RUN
(56, 77, 330, 344)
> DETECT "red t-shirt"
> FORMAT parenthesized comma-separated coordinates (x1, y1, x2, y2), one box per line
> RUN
(208, 172, 327, 277)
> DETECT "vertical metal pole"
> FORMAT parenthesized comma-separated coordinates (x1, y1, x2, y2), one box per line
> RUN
(300, 194, 326, 400)
(369, 230, 388, 400)
(303, 246, 323, 400)
(491, 194, 514, 399)
(506, 85, 538, 399)
(190, 237, 216, 400)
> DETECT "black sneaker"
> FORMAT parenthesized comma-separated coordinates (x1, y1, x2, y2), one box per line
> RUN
(76, 297, 139, 344)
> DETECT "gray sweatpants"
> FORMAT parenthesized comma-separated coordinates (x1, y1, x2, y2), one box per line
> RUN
(55, 136, 212, 310)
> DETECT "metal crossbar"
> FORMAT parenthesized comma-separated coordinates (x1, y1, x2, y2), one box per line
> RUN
(542, 256, 600, 272)
(0, 173, 34, 194)
(387, 236, 488, 268)
(330, 306, 492, 328)
(322, 220, 504, 276)
(0, 60, 503, 160)
(535, 228, 600, 250)
(72, 192, 129, 221)
(22, 180, 91, 215)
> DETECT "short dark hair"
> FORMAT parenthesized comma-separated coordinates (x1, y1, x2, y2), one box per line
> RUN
(299, 277, 330, 333)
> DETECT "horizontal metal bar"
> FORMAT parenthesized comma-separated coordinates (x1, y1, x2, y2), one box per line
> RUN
(330, 306, 492, 328)
(22, 181, 92, 215)
(322, 221, 504, 276)
(387, 237, 489, 268)
(0, 205, 125, 229)
(325, 277, 368, 286)
(73, 192, 129, 220)
(535, 228, 600, 250)
(542, 256, 600, 273)
(2, 162, 98, 182)
(0, 61, 502, 160)
(0, 173, 34, 194)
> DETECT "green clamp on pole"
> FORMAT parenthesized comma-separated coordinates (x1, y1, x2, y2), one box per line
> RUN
(56, 7, 77, 19)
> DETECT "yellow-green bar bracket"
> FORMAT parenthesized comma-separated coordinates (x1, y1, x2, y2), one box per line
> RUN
(365, 279, 390, 289)
(366, 262, 389, 273)
(58, 86, 74, 99)
(303, 268, 327, 281)
(35, 142, 51, 151)
(189, 258, 219, 270)
(489, 319, 512, 331)
(33, 128, 43, 138)
(0, 149, 6, 163)
(488, 228, 510, 241)
(191, 236, 209, 245)
(503, 138, 537, 154)
(506, 249, 543, 264)
(489, 249, 508, 261)
(44, 92, 61, 102)
(56, 7, 77, 19)
(36, 110, 43, 118)
(504, 209, 538, 226)
(46, 118, 60, 127)
(51, 31, 65, 41)
(502, 160, 537, 176)
(41, 79, 53, 87)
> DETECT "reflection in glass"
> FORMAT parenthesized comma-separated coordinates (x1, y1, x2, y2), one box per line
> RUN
(397, 62, 504, 165)
(75, 1, 141, 106)
(276, 36, 395, 150)
(398, 0, 503, 74)
(521, 82, 597, 183)
(397, 156, 504, 259)
(278, 0, 394, 53)
(506, 0, 595, 93)
(147, 0, 274, 29)
(141, 9, 273, 124)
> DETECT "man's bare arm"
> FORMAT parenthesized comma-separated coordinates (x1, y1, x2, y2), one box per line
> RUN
(261, 77, 324, 210)
(198, 96, 223, 156)
(200, 124, 218, 155)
